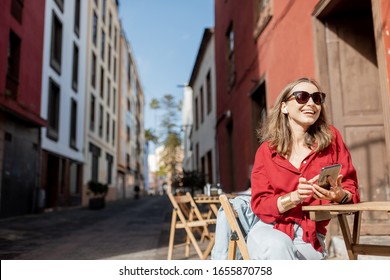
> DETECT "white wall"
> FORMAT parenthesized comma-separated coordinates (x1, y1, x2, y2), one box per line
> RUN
(40, 0, 88, 162)
(190, 31, 217, 183)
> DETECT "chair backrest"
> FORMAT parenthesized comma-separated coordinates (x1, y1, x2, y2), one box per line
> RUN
(168, 192, 206, 224)
(219, 194, 250, 260)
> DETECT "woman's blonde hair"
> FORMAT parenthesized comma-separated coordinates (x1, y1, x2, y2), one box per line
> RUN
(258, 77, 333, 156)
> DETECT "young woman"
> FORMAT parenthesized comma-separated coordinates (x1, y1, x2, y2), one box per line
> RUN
(248, 77, 360, 260)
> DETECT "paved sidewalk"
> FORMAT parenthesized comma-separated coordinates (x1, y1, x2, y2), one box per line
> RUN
(0, 195, 211, 260)
(0, 195, 389, 260)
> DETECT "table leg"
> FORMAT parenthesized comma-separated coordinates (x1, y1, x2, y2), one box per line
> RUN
(352, 211, 362, 245)
(337, 214, 357, 260)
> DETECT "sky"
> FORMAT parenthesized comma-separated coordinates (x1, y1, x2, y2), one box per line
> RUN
(118, 0, 214, 150)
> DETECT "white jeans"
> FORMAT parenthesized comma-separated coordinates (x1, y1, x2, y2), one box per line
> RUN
(247, 219, 327, 260)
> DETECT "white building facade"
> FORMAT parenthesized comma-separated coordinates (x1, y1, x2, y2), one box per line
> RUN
(83, 0, 121, 204)
(117, 31, 145, 199)
(188, 28, 217, 184)
(40, 0, 88, 208)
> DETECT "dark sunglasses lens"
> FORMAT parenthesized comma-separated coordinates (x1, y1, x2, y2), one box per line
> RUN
(295, 92, 310, 104)
(312, 93, 322, 105)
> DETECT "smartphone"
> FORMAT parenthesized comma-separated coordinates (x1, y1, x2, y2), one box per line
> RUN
(318, 164, 342, 190)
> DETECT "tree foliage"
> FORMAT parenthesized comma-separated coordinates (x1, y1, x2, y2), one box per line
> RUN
(150, 94, 182, 187)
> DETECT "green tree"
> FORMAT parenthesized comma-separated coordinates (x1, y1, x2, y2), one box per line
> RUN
(150, 94, 182, 192)
(144, 128, 158, 144)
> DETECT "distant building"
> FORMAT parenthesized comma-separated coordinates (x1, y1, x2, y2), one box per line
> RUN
(117, 30, 145, 199)
(0, 0, 46, 217)
(83, 0, 121, 205)
(40, 0, 88, 210)
(188, 28, 217, 185)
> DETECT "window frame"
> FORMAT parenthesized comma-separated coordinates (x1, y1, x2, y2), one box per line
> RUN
(50, 11, 63, 74)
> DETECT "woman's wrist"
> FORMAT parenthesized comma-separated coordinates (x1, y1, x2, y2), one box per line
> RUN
(290, 190, 301, 205)
(332, 186, 351, 204)
(278, 192, 300, 213)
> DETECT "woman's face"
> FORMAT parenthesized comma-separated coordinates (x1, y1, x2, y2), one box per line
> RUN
(281, 82, 322, 130)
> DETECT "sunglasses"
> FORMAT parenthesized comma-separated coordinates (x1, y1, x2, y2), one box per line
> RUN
(285, 91, 326, 105)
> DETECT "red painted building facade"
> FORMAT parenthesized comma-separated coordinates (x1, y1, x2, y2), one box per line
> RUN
(215, 0, 390, 231)
(0, 0, 46, 217)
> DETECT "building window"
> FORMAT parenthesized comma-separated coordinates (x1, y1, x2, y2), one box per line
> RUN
(6, 30, 21, 99)
(195, 97, 199, 130)
(254, 0, 273, 39)
(72, 43, 79, 91)
(113, 57, 117, 81)
(92, 11, 98, 46)
(207, 150, 213, 183)
(74, 0, 80, 36)
(47, 78, 61, 140)
(100, 66, 104, 98)
(70, 98, 77, 149)
(126, 126, 130, 142)
(102, 0, 106, 22)
(107, 45, 111, 72)
(54, 0, 64, 12)
(89, 143, 101, 182)
(108, 11, 112, 38)
(90, 94, 96, 131)
(206, 70, 212, 114)
(127, 55, 131, 85)
(112, 89, 116, 113)
(11, 0, 24, 23)
(106, 153, 113, 184)
(91, 52, 96, 88)
(126, 154, 130, 170)
(101, 30, 105, 60)
(226, 23, 235, 90)
(112, 120, 115, 145)
(200, 86, 204, 124)
(99, 104, 103, 137)
(114, 27, 118, 50)
(107, 78, 111, 107)
(50, 12, 63, 74)
(106, 113, 110, 142)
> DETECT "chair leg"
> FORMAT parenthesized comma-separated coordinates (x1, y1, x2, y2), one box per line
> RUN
(228, 240, 237, 260)
(167, 212, 177, 260)
(185, 232, 191, 257)
(202, 233, 215, 260)
(184, 227, 204, 259)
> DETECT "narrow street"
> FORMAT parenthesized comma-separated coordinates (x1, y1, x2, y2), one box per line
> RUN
(0, 195, 199, 260)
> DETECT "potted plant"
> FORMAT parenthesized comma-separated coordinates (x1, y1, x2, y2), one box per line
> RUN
(87, 181, 108, 210)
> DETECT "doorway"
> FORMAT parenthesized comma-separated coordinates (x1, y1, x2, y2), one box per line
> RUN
(314, 0, 390, 232)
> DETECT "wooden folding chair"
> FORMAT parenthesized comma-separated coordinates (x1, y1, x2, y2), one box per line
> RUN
(219, 194, 250, 260)
(167, 192, 216, 260)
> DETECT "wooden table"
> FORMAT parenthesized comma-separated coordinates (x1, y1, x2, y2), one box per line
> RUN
(194, 195, 221, 218)
(303, 201, 390, 259)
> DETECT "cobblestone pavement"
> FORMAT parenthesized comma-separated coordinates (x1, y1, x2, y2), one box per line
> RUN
(0, 195, 389, 260)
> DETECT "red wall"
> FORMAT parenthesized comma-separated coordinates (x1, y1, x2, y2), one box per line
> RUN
(256, 1, 318, 105)
(0, 0, 46, 126)
(215, 0, 319, 191)
(215, 0, 259, 191)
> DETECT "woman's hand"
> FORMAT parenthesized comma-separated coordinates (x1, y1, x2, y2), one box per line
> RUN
(312, 174, 344, 201)
(291, 176, 316, 203)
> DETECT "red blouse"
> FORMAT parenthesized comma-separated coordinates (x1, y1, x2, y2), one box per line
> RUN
(251, 126, 360, 252)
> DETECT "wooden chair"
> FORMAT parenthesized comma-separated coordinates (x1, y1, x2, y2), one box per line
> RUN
(167, 192, 216, 260)
(219, 194, 250, 260)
